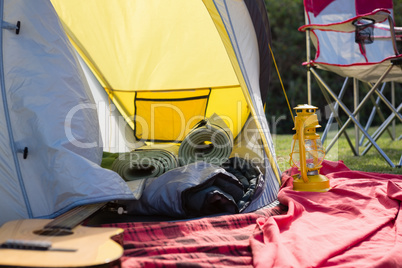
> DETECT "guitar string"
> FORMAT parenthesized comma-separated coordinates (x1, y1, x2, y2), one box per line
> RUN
(45, 203, 105, 230)
(47, 206, 87, 229)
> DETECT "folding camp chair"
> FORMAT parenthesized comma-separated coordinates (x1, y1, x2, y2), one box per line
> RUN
(299, 0, 402, 167)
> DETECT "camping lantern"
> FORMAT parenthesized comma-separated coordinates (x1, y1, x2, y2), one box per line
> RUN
(289, 104, 330, 192)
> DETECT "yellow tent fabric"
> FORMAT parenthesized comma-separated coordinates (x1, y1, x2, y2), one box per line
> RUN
(51, 0, 249, 142)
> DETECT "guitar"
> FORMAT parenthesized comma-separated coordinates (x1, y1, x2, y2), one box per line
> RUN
(0, 203, 124, 268)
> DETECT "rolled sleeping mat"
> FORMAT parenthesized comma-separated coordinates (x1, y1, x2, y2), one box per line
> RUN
(111, 144, 179, 181)
(179, 113, 233, 166)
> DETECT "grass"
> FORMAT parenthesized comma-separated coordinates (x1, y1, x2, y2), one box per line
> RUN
(102, 124, 401, 175)
(273, 124, 402, 175)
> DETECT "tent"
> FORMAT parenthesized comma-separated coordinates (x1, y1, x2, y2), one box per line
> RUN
(0, 0, 281, 225)
(0, 0, 133, 226)
(51, 0, 282, 213)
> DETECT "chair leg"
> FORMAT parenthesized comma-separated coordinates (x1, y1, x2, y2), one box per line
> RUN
(361, 103, 402, 156)
(391, 81, 396, 140)
(305, 23, 312, 105)
(315, 76, 357, 155)
(359, 83, 393, 145)
(399, 135, 402, 168)
(369, 90, 395, 139)
(310, 67, 396, 167)
(362, 95, 398, 148)
(322, 77, 349, 143)
(353, 78, 359, 155)
(373, 88, 402, 123)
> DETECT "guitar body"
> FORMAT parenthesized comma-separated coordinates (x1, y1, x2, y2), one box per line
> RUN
(0, 219, 124, 268)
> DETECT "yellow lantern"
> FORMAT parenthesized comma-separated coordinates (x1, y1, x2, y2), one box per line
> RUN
(289, 104, 330, 192)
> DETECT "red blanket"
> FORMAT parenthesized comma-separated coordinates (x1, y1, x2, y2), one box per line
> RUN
(108, 205, 286, 267)
(252, 160, 402, 268)
(107, 160, 402, 268)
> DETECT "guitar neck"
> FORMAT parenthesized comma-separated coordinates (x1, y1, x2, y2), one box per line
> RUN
(44, 203, 106, 230)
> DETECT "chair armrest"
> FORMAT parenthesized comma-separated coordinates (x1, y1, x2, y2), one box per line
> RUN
(376, 24, 402, 32)
(374, 23, 402, 42)
(299, 9, 390, 32)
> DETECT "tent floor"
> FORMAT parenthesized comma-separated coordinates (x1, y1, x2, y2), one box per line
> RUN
(85, 200, 283, 226)
(86, 210, 181, 226)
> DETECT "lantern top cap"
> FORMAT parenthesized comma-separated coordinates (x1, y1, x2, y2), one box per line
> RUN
(294, 104, 318, 110)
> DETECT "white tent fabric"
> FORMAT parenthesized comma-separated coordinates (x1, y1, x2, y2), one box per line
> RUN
(0, 0, 133, 225)
(206, 0, 280, 211)
(0, 0, 281, 225)
(78, 56, 143, 153)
